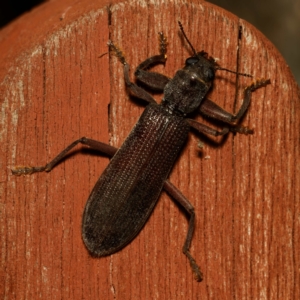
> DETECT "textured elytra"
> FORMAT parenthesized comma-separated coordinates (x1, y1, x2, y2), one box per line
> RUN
(82, 103, 190, 255)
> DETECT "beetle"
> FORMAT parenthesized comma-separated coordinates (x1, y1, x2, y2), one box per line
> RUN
(12, 22, 270, 281)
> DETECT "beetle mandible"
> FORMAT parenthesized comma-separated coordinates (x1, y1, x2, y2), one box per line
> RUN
(12, 22, 270, 282)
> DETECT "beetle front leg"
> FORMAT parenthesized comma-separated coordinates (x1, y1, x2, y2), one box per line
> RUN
(108, 41, 156, 104)
(163, 180, 203, 282)
(134, 32, 170, 91)
(199, 79, 271, 134)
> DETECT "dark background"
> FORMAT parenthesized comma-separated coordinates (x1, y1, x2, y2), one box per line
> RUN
(208, 0, 299, 85)
(0, 0, 299, 85)
(0, 1, 45, 27)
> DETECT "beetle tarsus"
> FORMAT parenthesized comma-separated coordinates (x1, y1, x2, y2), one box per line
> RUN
(11, 166, 46, 175)
(184, 249, 203, 282)
(230, 125, 254, 135)
(108, 40, 127, 65)
(158, 31, 168, 59)
(246, 78, 271, 92)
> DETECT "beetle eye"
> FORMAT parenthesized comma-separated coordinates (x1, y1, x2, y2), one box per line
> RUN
(185, 57, 199, 65)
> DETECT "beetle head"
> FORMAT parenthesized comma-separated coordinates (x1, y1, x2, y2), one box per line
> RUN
(162, 51, 217, 115)
(161, 22, 252, 116)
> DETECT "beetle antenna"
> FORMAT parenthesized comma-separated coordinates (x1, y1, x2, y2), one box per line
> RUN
(98, 52, 108, 58)
(177, 21, 252, 78)
(216, 66, 253, 78)
(178, 21, 197, 56)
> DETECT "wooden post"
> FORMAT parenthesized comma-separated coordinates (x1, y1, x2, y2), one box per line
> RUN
(1, 0, 299, 299)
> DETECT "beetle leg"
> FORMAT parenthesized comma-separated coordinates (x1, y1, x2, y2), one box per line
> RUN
(187, 119, 230, 136)
(187, 118, 255, 136)
(134, 32, 170, 91)
(199, 79, 271, 124)
(163, 180, 203, 282)
(11, 137, 118, 175)
(108, 41, 156, 104)
(199, 98, 240, 123)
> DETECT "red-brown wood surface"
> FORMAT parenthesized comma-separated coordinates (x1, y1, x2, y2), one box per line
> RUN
(1, 0, 299, 299)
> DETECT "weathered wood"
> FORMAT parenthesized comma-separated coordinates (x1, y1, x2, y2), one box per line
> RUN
(1, 0, 299, 299)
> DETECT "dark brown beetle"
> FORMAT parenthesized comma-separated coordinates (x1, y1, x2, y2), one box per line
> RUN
(12, 22, 270, 281)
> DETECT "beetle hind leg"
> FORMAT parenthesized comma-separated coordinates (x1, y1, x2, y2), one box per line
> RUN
(164, 180, 203, 282)
(11, 137, 117, 175)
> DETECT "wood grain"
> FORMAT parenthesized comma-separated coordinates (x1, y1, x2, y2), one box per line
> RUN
(1, 0, 299, 299)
